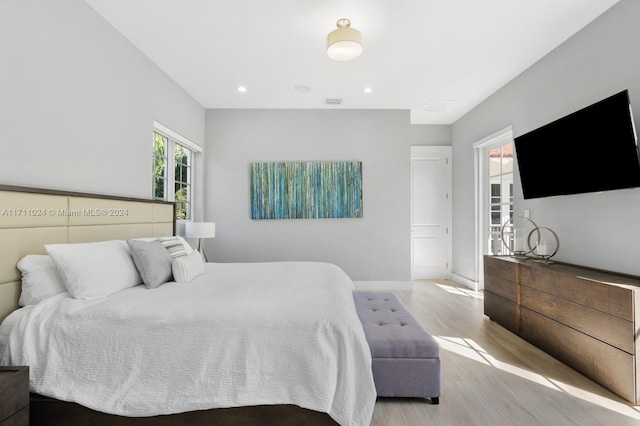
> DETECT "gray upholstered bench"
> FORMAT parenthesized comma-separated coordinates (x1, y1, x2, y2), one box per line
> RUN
(353, 292, 441, 404)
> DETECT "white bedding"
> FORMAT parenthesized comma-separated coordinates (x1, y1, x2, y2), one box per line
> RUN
(0, 305, 31, 354)
(0, 262, 376, 425)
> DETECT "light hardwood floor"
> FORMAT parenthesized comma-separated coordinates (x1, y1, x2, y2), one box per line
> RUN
(370, 280, 640, 426)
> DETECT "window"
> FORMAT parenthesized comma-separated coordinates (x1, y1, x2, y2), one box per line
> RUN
(152, 122, 201, 220)
(173, 144, 192, 220)
(152, 133, 168, 201)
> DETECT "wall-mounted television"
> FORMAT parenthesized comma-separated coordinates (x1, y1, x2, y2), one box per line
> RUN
(514, 90, 640, 199)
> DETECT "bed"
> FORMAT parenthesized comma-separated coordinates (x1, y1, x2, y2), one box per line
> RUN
(0, 185, 376, 426)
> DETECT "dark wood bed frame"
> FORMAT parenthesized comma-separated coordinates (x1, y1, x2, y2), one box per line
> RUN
(30, 393, 338, 426)
(0, 185, 338, 426)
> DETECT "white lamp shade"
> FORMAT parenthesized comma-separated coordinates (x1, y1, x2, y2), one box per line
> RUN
(185, 222, 216, 239)
(326, 19, 362, 61)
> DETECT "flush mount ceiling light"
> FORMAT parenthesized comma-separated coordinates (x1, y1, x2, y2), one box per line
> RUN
(326, 18, 362, 61)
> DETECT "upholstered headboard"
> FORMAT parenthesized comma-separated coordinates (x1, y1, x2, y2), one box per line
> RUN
(0, 185, 175, 321)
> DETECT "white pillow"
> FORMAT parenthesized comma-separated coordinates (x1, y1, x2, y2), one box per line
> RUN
(137, 236, 194, 256)
(158, 236, 193, 258)
(175, 236, 194, 254)
(16, 255, 67, 306)
(46, 240, 142, 300)
(171, 251, 204, 283)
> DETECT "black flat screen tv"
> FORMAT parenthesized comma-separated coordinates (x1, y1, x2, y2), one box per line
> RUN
(514, 90, 640, 199)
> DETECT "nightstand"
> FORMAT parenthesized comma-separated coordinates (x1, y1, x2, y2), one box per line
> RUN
(0, 366, 29, 426)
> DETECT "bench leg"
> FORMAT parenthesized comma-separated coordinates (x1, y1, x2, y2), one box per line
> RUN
(431, 396, 439, 404)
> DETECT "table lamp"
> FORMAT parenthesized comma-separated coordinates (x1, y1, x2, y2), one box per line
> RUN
(184, 222, 215, 261)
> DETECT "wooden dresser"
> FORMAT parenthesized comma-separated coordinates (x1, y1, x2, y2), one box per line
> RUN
(484, 256, 640, 404)
(0, 366, 29, 426)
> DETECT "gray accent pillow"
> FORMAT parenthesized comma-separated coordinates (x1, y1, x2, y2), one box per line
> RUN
(127, 239, 173, 289)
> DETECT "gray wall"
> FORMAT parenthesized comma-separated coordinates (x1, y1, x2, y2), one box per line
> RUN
(205, 109, 413, 281)
(452, 0, 640, 281)
(0, 0, 205, 216)
(410, 125, 451, 147)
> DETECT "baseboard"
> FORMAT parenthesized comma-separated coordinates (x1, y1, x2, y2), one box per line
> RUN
(450, 273, 482, 292)
(353, 281, 413, 291)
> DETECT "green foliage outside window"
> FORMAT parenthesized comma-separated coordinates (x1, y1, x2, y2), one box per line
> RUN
(152, 132, 192, 220)
(174, 144, 191, 220)
(153, 133, 167, 200)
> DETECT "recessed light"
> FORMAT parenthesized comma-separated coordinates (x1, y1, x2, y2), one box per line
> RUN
(237, 86, 247, 93)
(363, 87, 372, 94)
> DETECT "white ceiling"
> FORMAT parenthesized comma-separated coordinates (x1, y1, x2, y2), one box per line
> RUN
(85, 0, 619, 125)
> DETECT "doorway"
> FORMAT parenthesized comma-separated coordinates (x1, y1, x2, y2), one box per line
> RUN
(473, 126, 514, 289)
(410, 146, 452, 280)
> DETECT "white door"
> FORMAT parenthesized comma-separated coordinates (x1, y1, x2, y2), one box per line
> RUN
(411, 146, 452, 279)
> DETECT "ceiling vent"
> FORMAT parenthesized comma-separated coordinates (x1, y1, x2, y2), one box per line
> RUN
(324, 98, 343, 105)
(421, 100, 458, 112)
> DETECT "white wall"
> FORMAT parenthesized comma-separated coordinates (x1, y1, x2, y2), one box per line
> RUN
(0, 0, 205, 217)
(452, 0, 640, 281)
(205, 109, 415, 281)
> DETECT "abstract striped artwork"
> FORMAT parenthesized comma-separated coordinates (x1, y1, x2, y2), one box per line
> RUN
(250, 161, 363, 219)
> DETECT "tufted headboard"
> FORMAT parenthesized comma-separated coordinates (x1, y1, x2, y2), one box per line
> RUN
(0, 184, 176, 322)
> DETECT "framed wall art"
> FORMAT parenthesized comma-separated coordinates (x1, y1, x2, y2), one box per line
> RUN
(250, 161, 363, 219)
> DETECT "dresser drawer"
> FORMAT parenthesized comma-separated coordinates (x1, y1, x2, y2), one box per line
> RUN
(519, 263, 633, 320)
(484, 273, 518, 303)
(520, 307, 636, 403)
(520, 285, 634, 353)
(484, 256, 518, 282)
(484, 292, 518, 333)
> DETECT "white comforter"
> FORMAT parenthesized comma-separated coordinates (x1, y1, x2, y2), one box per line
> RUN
(0, 262, 376, 425)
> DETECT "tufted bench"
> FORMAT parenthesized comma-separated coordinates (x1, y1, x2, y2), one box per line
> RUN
(353, 292, 440, 404)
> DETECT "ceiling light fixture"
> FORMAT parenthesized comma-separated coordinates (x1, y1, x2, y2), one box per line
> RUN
(326, 18, 362, 61)
(237, 86, 247, 93)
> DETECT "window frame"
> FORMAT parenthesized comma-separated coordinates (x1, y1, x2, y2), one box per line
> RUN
(152, 121, 202, 220)
(172, 143, 192, 220)
(152, 132, 168, 202)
